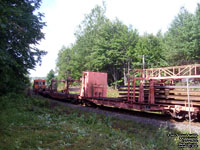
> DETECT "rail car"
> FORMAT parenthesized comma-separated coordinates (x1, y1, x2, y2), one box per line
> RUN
(33, 79, 46, 93)
(35, 64, 200, 121)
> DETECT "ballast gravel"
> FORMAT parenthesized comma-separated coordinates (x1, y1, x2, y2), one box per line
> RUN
(49, 99, 200, 134)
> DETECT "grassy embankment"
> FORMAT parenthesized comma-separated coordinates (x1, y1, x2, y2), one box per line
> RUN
(0, 93, 199, 150)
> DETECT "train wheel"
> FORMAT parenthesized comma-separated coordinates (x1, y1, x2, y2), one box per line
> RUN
(175, 112, 185, 120)
(169, 111, 184, 120)
(197, 113, 200, 122)
(84, 100, 97, 108)
(184, 113, 197, 122)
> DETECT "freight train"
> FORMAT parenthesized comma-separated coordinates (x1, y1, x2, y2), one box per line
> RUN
(34, 64, 200, 121)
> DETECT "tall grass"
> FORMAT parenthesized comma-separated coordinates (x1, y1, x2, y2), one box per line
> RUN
(0, 93, 197, 150)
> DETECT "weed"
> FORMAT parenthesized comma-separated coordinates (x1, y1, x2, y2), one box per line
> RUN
(0, 93, 198, 150)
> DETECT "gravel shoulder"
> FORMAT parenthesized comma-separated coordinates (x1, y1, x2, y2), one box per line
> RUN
(48, 99, 200, 134)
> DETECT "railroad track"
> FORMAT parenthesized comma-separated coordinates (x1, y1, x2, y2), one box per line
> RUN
(37, 93, 200, 134)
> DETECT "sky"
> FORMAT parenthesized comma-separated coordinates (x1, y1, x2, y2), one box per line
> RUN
(29, 0, 200, 77)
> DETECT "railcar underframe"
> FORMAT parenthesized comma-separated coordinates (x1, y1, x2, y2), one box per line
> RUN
(38, 64, 200, 120)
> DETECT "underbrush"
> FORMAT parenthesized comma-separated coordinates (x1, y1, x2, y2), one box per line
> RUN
(107, 87, 119, 97)
(0, 93, 198, 150)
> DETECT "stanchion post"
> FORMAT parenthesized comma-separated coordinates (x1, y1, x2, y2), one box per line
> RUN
(186, 78, 191, 133)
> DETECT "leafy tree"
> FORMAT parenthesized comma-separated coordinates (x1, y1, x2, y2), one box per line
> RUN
(57, 4, 108, 80)
(56, 4, 139, 87)
(56, 46, 81, 80)
(193, 3, 200, 62)
(164, 7, 197, 65)
(91, 19, 139, 86)
(0, 0, 46, 94)
(46, 69, 55, 86)
(134, 33, 167, 68)
(74, 4, 108, 72)
(56, 3, 200, 88)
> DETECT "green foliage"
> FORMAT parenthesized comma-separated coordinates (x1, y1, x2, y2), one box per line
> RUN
(56, 3, 200, 87)
(91, 19, 139, 86)
(164, 5, 200, 65)
(56, 5, 108, 80)
(0, 93, 184, 150)
(133, 33, 167, 68)
(56, 4, 139, 86)
(46, 69, 55, 86)
(0, 0, 46, 94)
(56, 46, 81, 80)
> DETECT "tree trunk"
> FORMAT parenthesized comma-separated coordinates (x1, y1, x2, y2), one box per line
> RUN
(128, 60, 130, 75)
(111, 67, 117, 89)
(123, 67, 127, 85)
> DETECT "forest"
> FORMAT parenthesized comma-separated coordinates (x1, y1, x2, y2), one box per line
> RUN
(56, 4, 200, 88)
(1, 1, 200, 94)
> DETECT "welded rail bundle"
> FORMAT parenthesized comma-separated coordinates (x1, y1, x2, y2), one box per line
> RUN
(34, 64, 200, 121)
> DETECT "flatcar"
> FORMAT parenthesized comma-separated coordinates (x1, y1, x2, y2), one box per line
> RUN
(35, 64, 200, 121)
